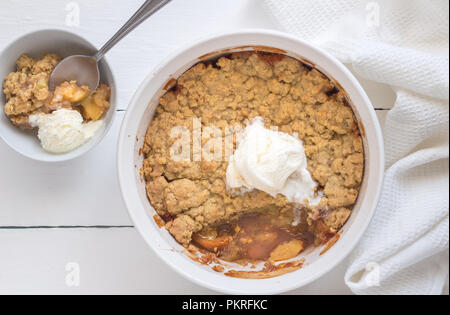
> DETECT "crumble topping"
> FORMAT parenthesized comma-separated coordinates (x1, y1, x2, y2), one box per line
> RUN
(142, 51, 364, 263)
(3, 54, 110, 129)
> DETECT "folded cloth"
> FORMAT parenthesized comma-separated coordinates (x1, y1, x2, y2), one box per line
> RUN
(263, 0, 449, 295)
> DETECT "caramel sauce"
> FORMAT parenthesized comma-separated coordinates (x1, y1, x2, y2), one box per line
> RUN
(224, 259, 305, 279)
(192, 212, 313, 263)
(256, 52, 284, 66)
(319, 231, 341, 256)
(198, 46, 287, 61)
(159, 213, 175, 223)
(198, 50, 223, 61)
(212, 265, 225, 273)
(162, 77, 177, 91)
(184, 241, 306, 279)
(153, 214, 165, 228)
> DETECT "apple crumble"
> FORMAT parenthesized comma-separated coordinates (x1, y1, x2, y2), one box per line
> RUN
(3, 54, 110, 129)
(142, 51, 364, 264)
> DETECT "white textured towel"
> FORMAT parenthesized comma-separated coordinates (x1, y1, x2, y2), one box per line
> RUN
(263, 0, 449, 295)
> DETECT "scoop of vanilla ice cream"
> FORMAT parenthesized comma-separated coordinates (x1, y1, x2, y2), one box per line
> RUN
(226, 117, 320, 206)
(29, 108, 103, 154)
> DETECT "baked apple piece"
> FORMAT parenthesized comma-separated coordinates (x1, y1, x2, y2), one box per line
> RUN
(80, 84, 111, 121)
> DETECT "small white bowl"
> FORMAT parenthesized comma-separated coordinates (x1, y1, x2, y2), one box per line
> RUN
(0, 29, 116, 162)
(118, 30, 385, 294)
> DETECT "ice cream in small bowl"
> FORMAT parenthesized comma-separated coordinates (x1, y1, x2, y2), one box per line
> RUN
(0, 29, 116, 162)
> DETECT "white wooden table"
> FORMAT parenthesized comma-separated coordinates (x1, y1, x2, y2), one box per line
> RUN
(0, 0, 395, 295)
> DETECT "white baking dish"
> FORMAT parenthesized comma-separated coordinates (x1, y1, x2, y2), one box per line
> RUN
(117, 30, 384, 294)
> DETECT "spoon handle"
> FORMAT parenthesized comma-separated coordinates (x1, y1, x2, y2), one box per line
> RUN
(94, 0, 172, 61)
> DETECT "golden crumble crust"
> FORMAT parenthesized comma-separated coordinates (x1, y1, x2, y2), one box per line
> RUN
(143, 52, 364, 247)
(3, 54, 61, 129)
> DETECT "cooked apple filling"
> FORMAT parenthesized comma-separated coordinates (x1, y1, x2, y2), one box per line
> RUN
(2, 54, 111, 129)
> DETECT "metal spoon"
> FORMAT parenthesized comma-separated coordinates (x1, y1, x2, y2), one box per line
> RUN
(49, 0, 172, 91)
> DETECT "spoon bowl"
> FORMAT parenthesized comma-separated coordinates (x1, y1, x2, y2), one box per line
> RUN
(49, 55, 100, 91)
